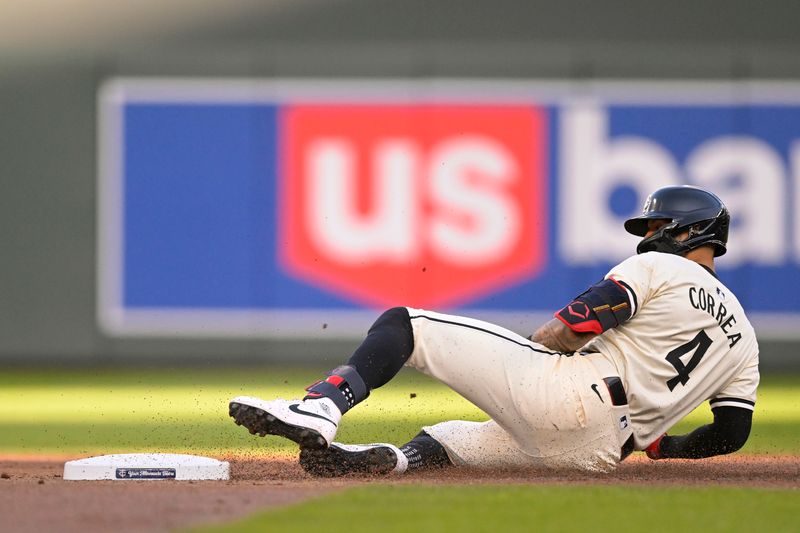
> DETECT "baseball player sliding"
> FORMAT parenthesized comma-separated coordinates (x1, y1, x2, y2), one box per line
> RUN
(230, 185, 758, 475)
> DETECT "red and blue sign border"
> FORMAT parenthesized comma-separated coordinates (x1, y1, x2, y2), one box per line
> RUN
(97, 78, 800, 339)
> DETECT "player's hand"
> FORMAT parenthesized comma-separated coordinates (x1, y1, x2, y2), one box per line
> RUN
(645, 434, 666, 460)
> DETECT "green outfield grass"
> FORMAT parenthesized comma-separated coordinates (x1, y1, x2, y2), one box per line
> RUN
(188, 485, 800, 533)
(3, 367, 797, 533)
(0, 367, 797, 456)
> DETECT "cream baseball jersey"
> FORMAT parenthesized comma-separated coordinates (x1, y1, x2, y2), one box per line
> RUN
(584, 251, 760, 449)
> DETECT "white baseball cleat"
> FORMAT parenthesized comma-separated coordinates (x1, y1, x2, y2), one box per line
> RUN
(299, 442, 408, 477)
(229, 396, 341, 449)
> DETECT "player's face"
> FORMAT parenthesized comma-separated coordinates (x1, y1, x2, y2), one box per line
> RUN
(644, 219, 690, 241)
(644, 219, 669, 238)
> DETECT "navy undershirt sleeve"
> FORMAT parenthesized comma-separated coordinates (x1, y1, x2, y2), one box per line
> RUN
(660, 406, 752, 459)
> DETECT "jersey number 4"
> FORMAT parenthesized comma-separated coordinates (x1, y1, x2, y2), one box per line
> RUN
(666, 330, 713, 391)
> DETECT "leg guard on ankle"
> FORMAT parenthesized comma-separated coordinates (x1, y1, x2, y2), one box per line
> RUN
(304, 364, 369, 414)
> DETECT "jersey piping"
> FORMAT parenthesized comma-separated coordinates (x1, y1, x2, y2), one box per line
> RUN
(614, 278, 639, 317)
(408, 314, 564, 356)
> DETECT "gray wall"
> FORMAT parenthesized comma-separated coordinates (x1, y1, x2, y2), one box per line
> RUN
(2, 1, 799, 368)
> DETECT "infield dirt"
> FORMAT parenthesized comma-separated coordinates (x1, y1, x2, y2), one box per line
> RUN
(2, 454, 798, 533)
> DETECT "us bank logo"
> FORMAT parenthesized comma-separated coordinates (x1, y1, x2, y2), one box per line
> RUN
(281, 104, 546, 308)
(98, 79, 800, 339)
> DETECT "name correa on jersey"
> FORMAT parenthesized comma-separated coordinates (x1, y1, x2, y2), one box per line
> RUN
(97, 79, 800, 339)
(688, 285, 742, 348)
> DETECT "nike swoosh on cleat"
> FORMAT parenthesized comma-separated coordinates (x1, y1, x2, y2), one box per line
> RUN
(289, 404, 338, 427)
(591, 384, 604, 403)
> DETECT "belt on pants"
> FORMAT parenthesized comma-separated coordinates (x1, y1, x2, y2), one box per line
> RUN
(603, 376, 635, 461)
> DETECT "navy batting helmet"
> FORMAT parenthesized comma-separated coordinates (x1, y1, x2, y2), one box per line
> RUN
(624, 185, 730, 257)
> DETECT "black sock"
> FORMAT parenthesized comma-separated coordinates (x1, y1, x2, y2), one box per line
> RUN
(304, 307, 415, 413)
(401, 431, 452, 470)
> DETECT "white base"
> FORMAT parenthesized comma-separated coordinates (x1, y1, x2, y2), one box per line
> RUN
(63, 453, 230, 481)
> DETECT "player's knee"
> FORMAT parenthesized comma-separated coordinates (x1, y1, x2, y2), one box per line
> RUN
(368, 306, 414, 365)
(347, 307, 414, 390)
(371, 307, 412, 334)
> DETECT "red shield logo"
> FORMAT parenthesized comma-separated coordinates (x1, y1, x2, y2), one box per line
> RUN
(280, 104, 547, 308)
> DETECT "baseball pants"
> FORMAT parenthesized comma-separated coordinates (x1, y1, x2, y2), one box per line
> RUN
(403, 307, 633, 472)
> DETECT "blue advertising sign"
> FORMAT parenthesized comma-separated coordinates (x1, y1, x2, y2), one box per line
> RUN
(98, 80, 800, 339)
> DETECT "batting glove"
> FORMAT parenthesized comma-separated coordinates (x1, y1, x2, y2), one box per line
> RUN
(645, 434, 666, 460)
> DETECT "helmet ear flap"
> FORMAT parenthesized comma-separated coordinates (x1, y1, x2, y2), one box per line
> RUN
(687, 220, 710, 239)
(635, 221, 684, 255)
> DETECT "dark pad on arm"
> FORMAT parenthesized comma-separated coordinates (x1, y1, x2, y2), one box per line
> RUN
(555, 278, 633, 335)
